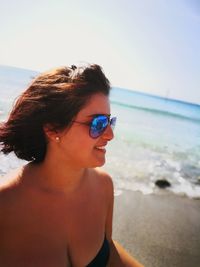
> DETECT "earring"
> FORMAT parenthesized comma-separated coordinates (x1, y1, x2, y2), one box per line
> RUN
(55, 137, 60, 142)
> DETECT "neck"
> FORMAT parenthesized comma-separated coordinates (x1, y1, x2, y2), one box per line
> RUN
(24, 155, 86, 194)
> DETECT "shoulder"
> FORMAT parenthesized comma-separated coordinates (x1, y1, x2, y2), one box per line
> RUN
(92, 167, 113, 184)
(0, 167, 23, 203)
(89, 168, 114, 198)
(0, 173, 14, 222)
(0, 167, 26, 220)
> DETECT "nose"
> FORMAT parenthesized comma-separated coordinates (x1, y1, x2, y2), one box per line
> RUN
(102, 124, 114, 141)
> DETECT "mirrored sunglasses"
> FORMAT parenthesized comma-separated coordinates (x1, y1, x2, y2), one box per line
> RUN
(73, 114, 117, 139)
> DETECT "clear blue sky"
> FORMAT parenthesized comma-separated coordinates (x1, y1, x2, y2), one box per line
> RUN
(0, 0, 200, 104)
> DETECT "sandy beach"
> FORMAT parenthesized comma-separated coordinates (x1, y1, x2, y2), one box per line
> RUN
(112, 191, 200, 267)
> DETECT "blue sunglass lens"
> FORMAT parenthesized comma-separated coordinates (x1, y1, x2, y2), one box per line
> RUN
(90, 115, 109, 138)
(89, 115, 117, 138)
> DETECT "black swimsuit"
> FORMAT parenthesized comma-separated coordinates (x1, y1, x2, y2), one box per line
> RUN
(86, 237, 110, 267)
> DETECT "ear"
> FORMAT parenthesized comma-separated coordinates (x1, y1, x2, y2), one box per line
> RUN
(43, 124, 60, 142)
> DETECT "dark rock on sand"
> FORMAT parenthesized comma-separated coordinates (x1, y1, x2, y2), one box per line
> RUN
(155, 179, 171, 188)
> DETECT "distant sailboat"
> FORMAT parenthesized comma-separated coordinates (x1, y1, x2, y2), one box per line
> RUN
(165, 89, 170, 102)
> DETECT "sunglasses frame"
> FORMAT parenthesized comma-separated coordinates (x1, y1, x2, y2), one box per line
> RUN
(72, 114, 117, 139)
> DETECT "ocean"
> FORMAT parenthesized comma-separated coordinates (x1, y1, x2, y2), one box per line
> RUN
(0, 66, 200, 198)
(104, 88, 200, 198)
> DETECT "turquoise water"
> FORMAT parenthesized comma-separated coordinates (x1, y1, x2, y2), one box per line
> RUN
(0, 72, 200, 198)
(103, 88, 200, 198)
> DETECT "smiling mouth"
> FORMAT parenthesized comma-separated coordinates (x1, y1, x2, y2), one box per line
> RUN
(95, 146, 106, 152)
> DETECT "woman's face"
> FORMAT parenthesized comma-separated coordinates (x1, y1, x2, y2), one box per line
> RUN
(58, 93, 114, 168)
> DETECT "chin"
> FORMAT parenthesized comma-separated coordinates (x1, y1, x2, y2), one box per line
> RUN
(89, 158, 106, 168)
(96, 161, 105, 167)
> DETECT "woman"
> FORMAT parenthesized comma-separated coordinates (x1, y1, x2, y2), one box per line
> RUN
(0, 64, 143, 267)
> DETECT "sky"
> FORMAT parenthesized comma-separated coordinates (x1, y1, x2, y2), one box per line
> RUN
(0, 0, 200, 104)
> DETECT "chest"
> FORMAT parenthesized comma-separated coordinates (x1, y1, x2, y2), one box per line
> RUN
(0, 186, 108, 267)
(1, 188, 107, 248)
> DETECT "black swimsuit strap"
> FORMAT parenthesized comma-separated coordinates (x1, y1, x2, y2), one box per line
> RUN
(86, 236, 110, 267)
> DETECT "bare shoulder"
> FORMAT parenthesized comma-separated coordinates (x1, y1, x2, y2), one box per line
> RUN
(93, 167, 113, 182)
(0, 167, 23, 205)
(90, 168, 114, 196)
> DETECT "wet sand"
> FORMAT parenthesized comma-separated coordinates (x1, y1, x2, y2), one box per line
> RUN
(112, 191, 200, 267)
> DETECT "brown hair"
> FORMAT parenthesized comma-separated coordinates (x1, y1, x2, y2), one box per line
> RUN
(0, 64, 110, 163)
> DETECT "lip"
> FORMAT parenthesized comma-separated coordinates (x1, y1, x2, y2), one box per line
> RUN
(94, 144, 107, 153)
(95, 147, 106, 153)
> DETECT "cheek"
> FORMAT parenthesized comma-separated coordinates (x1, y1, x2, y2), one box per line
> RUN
(62, 130, 95, 156)
(65, 124, 90, 143)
